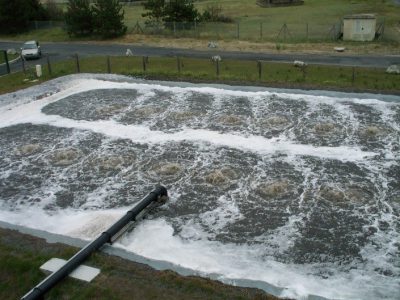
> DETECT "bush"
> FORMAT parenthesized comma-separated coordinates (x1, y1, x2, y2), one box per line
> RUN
(93, 0, 127, 38)
(0, 0, 48, 34)
(65, 0, 94, 37)
(44, 0, 64, 21)
(200, 5, 233, 23)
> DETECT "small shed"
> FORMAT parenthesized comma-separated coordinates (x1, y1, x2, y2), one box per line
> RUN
(343, 14, 376, 41)
(257, 0, 304, 7)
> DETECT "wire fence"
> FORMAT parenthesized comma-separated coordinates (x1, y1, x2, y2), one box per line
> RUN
(3, 54, 399, 94)
(28, 18, 396, 43)
(127, 18, 393, 43)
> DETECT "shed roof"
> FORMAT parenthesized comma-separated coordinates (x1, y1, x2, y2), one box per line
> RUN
(343, 14, 376, 20)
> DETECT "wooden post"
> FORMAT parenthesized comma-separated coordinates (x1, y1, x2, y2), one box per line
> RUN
(176, 56, 181, 73)
(216, 60, 220, 78)
(47, 55, 52, 76)
(306, 23, 309, 40)
(352, 67, 355, 85)
(237, 22, 240, 39)
(75, 54, 80, 73)
(3, 51, 10, 74)
(107, 56, 111, 73)
(257, 61, 262, 80)
(142, 56, 147, 72)
(21, 55, 26, 74)
(260, 22, 263, 40)
(173, 21, 176, 35)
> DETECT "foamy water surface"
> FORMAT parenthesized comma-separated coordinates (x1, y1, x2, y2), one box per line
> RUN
(0, 75, 399, 300)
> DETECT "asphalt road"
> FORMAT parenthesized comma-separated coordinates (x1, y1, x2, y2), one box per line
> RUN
(1, 40, 399, 75)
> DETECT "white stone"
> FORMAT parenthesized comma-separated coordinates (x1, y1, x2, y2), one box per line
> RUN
(334, 47, 346, 52)
(40, 258, 100, 282)
(7, 48, 17, 55)
(386, 65, 400, 74)
(211, 55, 222, 62)
(126, 49, 133, 56)
(208, 41, 218, 48)
(294, 60, 307, 67)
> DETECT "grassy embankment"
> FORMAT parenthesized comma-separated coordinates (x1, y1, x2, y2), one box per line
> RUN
(0, 227, 277, 300)
(0, 55, 399, 96)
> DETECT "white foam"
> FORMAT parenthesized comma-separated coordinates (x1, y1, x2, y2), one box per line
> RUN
(116, 218, 398, 300)
(0, 77, 399, 300)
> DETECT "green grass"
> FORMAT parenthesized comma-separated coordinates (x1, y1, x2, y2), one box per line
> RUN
(0, 52, 20, 64)
(125, 0, 400, 42)
(1, 0, 399, 44)
(0, 228, 275, 300)
(0, 55, 399, 96)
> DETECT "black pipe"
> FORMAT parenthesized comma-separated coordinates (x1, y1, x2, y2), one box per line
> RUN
(21, 185, 168, 300)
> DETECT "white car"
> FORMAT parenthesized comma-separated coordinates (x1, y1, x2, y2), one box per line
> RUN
(21, 41, 42, 60)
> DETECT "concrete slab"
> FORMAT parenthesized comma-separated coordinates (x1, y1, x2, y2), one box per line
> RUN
(40, 258, 100, 282)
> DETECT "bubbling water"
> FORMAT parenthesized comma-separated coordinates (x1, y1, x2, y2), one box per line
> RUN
(0, 78, 399, 300)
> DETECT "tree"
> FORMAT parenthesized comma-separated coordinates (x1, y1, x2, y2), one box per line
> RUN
(44, 0, 65, 21)
(142, 0, 199, 28)
(92, 0, 127, 38)
(65, 0, 94, 36)
(142, 0, 165, 25)
(162, 0, 199, 25)
(0, 0, 48, 34)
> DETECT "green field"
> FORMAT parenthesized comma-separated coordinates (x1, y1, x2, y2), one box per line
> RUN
(124, 0, 400, 42)
(0, 55, 398, 96)
(1, 0, 400, 44)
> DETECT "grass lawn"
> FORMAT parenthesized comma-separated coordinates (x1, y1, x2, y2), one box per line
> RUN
(0, 55, 398, 96)
(0, 227, 276, 300)
(125, 0, 400, 42)
(1, 0, 399, 45)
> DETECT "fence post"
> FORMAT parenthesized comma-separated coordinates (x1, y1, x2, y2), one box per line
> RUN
(21, 55, 26, 74)
(257, 61, 262, 80)
(306, 23, 309, 40)
(260, 22, 263, 40)
(216, 60, 220, 78)
(173, 21, 176, 36)
(75, 54, 80, 73)
(237, 22, 240, 39)
(176, 56, 181, 73)
(142, 56, 147, 72)
(107, 56, 111, 73)
(352, 67, 355, 85)
(3, 51, 10, 74)
(47, 55, 52, 76)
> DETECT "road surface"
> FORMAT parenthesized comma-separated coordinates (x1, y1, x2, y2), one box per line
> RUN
(1, 41, 399, 75)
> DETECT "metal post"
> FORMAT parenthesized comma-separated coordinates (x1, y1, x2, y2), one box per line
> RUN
(47, 56, 52, 76)
(75, 54, 80, 73)
(142, 56, 147, 72)
(176, 56, 181, 73)
(21, 186, 168, 300)
(107, 56, 111, 73)
(306, 23, 309, 40)
(21, 55, 26, 74)
(3, 50, 10, 74)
